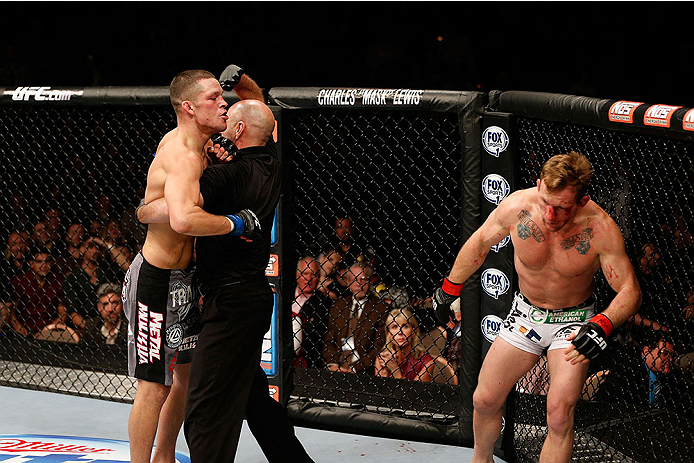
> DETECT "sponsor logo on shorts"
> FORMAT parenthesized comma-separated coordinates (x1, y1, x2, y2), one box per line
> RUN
(684, 108, 694, 132)
(525, 328, 542, 343)
(482, 174, 510, 205)
(481, 268, 510, 299)
(482, 126, 509, 156)
(166, 323, 184, 349)
(644, 104, 681, 127)
(179, 334, 198, 352)
(122, 268, 130, 304)
(136, 302, 163, 364)
(170, 281, 194, 320)
(481, 314, 504, 343)
(491, 235, 511, 252)
(608, 101, 643, 123)
(546, 309, 588, 324)
(556, 326, 577, 340)
(529, 307, 547, 323)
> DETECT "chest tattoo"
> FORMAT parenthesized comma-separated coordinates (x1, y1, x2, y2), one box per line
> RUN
(517, 210, 545, 243)
(561, 228, 594, 255)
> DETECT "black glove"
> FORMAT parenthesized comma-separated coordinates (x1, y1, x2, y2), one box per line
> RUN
(432, 278, 463, 324)
(571, 314, 613, 360)
(210, 133, 238, 163)
(219, 64, 245, 91)
(227, 209, 261, 241)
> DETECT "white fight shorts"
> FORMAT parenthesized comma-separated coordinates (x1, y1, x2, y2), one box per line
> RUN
(498, 291, 596, 356)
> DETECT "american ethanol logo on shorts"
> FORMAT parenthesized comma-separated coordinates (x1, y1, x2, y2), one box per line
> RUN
(0, 434, 191, 462)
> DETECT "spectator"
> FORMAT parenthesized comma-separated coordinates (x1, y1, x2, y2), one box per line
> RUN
(9, 246, 66, 337)
(323, 261, 388, 373)
(31, 220, 61, 254)
(63, 236, 123, 330)
(102, 219, 133, 272)
(375, 307, 436, 381)
(332, 217, 362, 267)
(63, 223, 86, 270)
(80, 282, 126, 346)
(1, 230, 30, 307)
(292, 256, 331, 368)
(316, 248, 343, 300)
(594, 331, 677, 407)
(43, 206, 64, 243)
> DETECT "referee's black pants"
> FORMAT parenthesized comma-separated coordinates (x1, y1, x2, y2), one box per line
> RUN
(184, 280, 313, 462)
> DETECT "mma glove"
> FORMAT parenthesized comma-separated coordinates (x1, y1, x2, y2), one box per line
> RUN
(227, 209, 261, 242)
(432, 278, 464, 324)
(210, 133, 238, 162)
(219, 64, 245, 91)
(571, 313, 613, 360)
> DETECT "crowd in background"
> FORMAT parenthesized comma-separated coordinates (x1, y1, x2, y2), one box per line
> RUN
(0, 192, 143, 346)
(1, 203, 694, 397)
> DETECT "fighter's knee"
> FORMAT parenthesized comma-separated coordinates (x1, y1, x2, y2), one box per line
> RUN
(545, 398, 575, 434)
(136, 380, 171, 405)
(473, 386, 504, 415)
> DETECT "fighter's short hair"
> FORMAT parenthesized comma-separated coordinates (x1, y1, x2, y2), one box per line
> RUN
(170, 69, 216, 114)
(540, 151, 594, 201)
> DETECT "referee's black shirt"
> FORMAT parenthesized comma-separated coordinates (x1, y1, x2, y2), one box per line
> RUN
(196, 141, 280, 283)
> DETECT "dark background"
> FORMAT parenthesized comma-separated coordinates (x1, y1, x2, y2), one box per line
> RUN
(1, 2, 693, 106)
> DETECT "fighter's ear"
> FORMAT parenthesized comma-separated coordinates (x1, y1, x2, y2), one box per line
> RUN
(578, 195, 590, 207)
(182, 100, 194, 116)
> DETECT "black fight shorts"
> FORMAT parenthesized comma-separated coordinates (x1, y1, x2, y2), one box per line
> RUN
(123, 252, 200, 386)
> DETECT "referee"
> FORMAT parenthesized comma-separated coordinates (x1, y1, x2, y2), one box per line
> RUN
(183, 95, 312, 461)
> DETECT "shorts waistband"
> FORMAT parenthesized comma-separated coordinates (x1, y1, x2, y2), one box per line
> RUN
(517, 291, 595, 313)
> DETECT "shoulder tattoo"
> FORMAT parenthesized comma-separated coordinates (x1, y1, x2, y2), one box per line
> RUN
(561, 228, 594, 255)
(517, 210, 545, 243)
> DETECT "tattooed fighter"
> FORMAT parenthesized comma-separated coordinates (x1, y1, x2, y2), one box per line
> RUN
(432, 151, 641, 462)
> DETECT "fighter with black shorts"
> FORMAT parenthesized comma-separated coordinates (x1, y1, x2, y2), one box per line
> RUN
(123, 253, 199, 386)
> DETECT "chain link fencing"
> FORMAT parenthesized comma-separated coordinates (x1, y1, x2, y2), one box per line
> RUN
(0, 102, 173, 401)
(282, 106, 464, 429)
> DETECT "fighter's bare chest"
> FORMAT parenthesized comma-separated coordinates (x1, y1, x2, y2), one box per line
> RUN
(511, 211, 598, 276)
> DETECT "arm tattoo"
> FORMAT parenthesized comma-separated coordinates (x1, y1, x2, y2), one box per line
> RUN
(517, 210, 545, 243)
(561, 228, 594, 254)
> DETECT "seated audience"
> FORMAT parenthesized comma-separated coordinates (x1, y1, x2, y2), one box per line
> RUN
(1, 230, 30, 312)
(592, 331, 677, 407)
(9, 246, 66, 337)
(316, 248, 343, 300)
(80, 282, 126, 346)
(102, 219, 133, 272)
(375, 307, 436, 382)
(323, 261, 388, 373)
(63, 236, 123, 330)
(292, 256, 331, 368)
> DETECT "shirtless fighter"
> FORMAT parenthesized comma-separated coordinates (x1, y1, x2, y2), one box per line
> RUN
(123, 69, 259, 463)
(432, 151, 642, 462)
